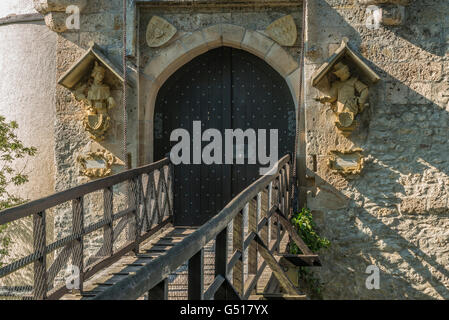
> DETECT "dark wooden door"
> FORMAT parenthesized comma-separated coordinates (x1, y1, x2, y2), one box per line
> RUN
(154, 47, 295, 226)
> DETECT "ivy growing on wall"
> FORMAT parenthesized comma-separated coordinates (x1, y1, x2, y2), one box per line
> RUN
(289, 207, 330, 299)
(0, 115, 36, 267)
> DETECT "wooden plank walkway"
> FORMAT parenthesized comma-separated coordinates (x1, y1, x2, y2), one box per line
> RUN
(60, 225, 198, 300)
(59, 223, 295, 300)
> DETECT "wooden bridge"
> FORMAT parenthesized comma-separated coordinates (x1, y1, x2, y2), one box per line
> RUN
(0, 154, 320, 300)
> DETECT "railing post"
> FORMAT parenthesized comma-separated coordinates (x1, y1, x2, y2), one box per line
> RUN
(127, 177, 139, 253)
(214, 227, 228, 300)
(275, 179, 281, 253)
(147, 278, 168, 300)
(72, 197, 84, 293)
(188, 249, 204, 300)
(285, 162, 291, 217)
(255, 192, 262, 292)
(232, 210, 244, 295)
(283, 168, 289, 218)
(267, 182, 272, 247)
(103, 187, 113, 257)
(33, 211, 47, 299)
(242, 203, 249, 286)
(168, 163, 174, 218)
(248, 197, 259, 275)
(279, 168, 285, 215)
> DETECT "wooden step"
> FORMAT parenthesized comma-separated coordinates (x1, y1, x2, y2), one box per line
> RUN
(251, 293, 307, 300)
(276, 254, 321, 267)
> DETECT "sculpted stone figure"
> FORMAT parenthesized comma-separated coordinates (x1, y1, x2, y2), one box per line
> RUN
(74, 62, 116, 141)
(316, 62, 369, 137)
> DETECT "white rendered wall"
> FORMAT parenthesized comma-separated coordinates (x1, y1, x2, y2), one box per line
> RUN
(0, 0, 57, 201)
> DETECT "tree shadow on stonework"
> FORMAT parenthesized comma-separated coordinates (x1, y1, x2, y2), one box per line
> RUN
(309, 40, 449, 300)
(381, 1, 447, 58)
(309, 77, 449, 298)
(314, 0, 447, 59)
(310, 176, 449, 299)
(304, 0, 449, 300)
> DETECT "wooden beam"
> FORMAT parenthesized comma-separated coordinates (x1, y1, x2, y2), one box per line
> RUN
(72, 197, 84, 293)
(274, 209, 314, 255)
(0, 13, 43, 26)
(0, 158, 170, 225)
(188, 249, 204, 300)
(277, 254, 321, 267)
(33, 211, 47, 300)
(252, 234, 300, 296)
(204, 275, 225, 300)
(147, 278, 168, 300)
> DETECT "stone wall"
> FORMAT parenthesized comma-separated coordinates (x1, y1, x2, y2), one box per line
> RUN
(304, 0, 449, 299)
(53, 0, 135, 243)
(3, 0, 448, 299)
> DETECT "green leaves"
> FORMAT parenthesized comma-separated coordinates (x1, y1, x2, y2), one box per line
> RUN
(289, 207, 330, 254)
(0, 115, 37, 266)
(289, 207, 330, 299)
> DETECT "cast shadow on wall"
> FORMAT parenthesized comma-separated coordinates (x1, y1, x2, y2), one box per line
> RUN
(307, 0, 449, 299)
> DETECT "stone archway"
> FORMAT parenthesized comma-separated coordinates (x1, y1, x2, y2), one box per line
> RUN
(138, 23, 300, 164)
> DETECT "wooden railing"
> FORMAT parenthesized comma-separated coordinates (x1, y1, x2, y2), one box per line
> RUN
(92, 154, 320, 300)
(0, 158, 173, 300)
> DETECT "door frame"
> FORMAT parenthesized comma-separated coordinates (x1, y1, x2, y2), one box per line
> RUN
(138, 24, 300, 166)
(153, 46, 296, 226)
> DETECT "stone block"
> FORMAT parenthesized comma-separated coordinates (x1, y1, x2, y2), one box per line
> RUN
(432, 82, 449, 110)
(144, 40, 187, 85)
(386, 81, 409, 105)
(201, 24, 222, 48)
(44, 12, 69, 33)
(34, 0, 87, 14)
(427, 196, 448, 214)
(307, 187, 349, 211)
(265, 43, 299, 77)
(286, 68, 301, 108)
(180, 31, 208, 59)
(241, 30, 275, 60)
(409, 82, 432, 105)
(221, 24, 245, 48)
(399, 198, 427, 214)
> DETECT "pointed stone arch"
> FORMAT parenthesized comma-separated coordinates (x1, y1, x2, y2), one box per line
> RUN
(138, 23, 300, 164)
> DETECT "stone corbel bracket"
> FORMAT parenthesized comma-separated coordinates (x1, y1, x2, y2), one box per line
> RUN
(33, 0, 87, 32)
(358, 0, 412, 26)
(328, 148, 365, 175)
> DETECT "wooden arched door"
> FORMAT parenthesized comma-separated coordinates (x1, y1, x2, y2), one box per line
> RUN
(154, 47, 295, 226)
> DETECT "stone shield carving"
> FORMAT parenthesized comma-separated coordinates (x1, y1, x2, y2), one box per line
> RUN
(266, 15, 297, 47)
(146, 16, 177, 48)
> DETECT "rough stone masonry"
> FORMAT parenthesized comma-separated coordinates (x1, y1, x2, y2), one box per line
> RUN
(1, 0, 448, 299)
(304, 0, 449, 299)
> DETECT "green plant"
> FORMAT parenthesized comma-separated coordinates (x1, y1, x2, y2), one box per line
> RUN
(289, 207, 330, 299)
(0, 116, 37, 267)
